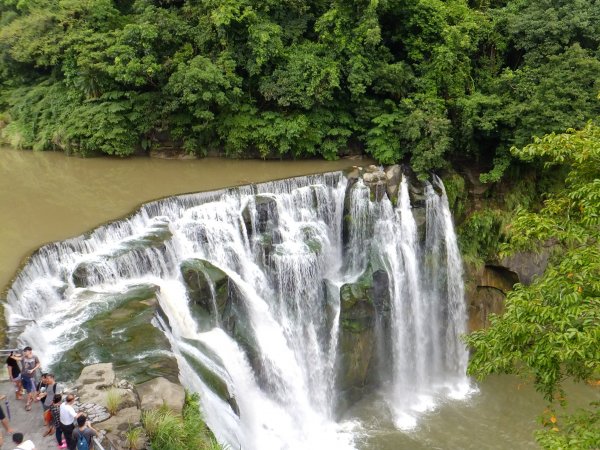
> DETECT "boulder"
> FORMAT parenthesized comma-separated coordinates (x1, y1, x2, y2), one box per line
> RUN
(500, 246, 552, 285)
(242, 194, 279, 235)
(96, 406, 143, 450)
(180, 258, 230, 323)
(77, 363, 116, 392)
(136, 377, 185, 414)
(56, 285, 178, 384)
(337, 268, 385, 392)
(385, 165, 402, 203)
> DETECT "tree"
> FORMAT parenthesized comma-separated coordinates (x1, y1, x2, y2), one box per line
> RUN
(465, 122, 600, 449)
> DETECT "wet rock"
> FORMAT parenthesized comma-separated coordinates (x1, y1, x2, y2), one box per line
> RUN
(77, 363, 116, 390)
(180, 342, 240, 417)
(385, 165, 402, 203)
(242, 194, 279, 236)
(180, 258, 230, 325)
(137, 377, 185, 414)
(56, 286, 177, 384)
(338, 271, 378, 392)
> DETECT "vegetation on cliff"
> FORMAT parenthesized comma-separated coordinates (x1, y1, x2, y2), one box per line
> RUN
(0, 0, 598, 176)
(465, 122, 600, 449)
(142, 392, 224, 450)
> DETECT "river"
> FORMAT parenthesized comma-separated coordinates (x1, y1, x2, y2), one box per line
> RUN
(0, 146, 358, 293)
(1, 146, 597, 449)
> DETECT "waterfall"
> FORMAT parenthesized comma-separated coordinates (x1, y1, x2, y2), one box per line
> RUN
(5, 171, 471, 449)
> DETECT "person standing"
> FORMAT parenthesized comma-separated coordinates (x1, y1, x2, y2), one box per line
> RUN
(59, 394, 81, 450)
(20, 347, 41, 411)
(6, 351, 23, 400)
(37, 373, 59, 436)
(0, 394, 15, 447)
(50, 394, 66, 449)
(72, 415, 98, 450)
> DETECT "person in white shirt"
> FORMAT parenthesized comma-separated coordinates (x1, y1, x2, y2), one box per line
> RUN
(59, 394, 82, 450)
(11, 432, 36, 450)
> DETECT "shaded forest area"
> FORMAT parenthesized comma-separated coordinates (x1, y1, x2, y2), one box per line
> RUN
(0, 0, 599, 176)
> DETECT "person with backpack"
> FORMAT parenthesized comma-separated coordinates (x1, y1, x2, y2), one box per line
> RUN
(72, 415, 98, 450)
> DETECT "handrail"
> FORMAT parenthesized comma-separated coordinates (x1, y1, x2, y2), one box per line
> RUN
(93, 436, 107, 450)
(0, 349, 20, 355)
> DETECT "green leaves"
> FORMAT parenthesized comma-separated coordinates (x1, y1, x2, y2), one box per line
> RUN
(0, 0, 598, 167)
(465, 123, 600, 448)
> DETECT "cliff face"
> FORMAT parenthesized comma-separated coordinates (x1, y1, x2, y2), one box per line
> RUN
(445, 165, 552, 331)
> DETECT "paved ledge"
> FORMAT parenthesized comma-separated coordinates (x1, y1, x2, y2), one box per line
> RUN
(0, 379, 58, 449)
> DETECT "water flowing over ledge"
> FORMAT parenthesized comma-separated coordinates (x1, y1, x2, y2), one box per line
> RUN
(6, 169, 472, 449)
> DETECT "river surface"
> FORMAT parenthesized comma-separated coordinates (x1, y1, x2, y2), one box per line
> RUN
(1, 146, 597, 449)
(0, 146, 359, 293)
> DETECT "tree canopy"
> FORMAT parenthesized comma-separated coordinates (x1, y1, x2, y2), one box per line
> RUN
(465, 122, 600, 449)
(0, 0, 598, 175)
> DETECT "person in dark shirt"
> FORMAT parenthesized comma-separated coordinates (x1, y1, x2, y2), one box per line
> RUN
(72, 415, 98, 450)
(50, 394, 66, 448)
(6, 351, 23, 400)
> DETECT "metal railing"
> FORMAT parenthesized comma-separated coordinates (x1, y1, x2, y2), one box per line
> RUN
(0, 348, 20, 356)
(92, 436, 107, 450)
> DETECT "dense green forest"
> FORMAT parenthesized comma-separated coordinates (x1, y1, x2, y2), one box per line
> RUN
(0, 0, 599, 178)
(1, 1, 599, 447)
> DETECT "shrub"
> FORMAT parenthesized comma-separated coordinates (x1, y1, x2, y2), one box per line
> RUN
(124, 426, 143, 450)
(105, 388, 121, 415)
(141, 392, 226, 450)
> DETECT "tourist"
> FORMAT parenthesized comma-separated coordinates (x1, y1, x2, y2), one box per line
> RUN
(37, 373, 59, 436)
(6, 351, 23, 400)
(0, 394, 15, 447)
(11, 432, 36, 450)
(72, 415, 98, 450)
(50, 394, 66, 449)
(20, 347, 41, 411)
(59, 394, 81, 450)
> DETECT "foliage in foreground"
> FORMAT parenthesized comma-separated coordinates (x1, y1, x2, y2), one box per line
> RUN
(465, 122, 600, 449)
(142, 392, 224, 450)
(0, 0, 598, 176)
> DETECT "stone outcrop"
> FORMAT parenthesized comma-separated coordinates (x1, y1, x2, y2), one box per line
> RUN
(500, 245, 552, 285)
(137, 376, 185, 414)
(465, 264, 519, 330)
(59, 284, 178, 384)
(362, 165, 387, 201)
(181, 258, 230, 328)
(337, 268, 390, 394)
(72, 364, 188, 450)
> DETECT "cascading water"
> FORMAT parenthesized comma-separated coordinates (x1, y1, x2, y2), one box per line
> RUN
(5, 170, 471, 449)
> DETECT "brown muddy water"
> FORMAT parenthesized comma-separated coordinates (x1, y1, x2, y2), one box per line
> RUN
(0, 146, 597, 449)
(0, 146, 360, 293)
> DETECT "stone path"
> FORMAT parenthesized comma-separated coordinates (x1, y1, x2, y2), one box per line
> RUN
(0, 380, 61, 450)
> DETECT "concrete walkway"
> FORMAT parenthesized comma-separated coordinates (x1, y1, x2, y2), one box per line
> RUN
(0, 380, 59, 450)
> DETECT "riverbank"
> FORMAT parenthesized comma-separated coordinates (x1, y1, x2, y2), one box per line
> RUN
(0, 147, 368, 294)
